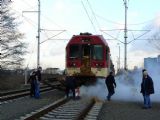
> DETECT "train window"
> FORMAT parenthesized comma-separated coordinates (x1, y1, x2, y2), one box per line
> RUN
(69, 45, 79, 58)
(92, 45, 103, 60)
(82, 45, 91, 57)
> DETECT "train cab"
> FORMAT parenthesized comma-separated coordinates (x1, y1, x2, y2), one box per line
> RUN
(66, 33, 112, 85)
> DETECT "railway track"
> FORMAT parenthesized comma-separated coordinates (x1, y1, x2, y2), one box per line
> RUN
(0, 82, 62, 102)
(19, 97, 103, 120)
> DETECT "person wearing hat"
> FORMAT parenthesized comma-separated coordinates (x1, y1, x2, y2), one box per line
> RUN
(105, 71, 116, 101)
(140, 69, 154, 109)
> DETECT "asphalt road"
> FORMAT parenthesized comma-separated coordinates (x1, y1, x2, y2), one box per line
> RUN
(97, 100, 160, 120)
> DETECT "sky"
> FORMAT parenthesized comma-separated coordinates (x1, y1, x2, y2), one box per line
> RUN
(8, 0, 160, 70)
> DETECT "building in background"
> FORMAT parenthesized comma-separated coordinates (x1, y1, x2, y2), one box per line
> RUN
(144, 55, 160, 74)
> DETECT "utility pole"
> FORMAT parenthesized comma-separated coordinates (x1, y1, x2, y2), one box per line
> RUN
(124, 0, 128, 70)
(22, 0, 41, 68)
(22, 0, 41, 85)
(116, 43, 120, 71)
(23, 0, 66, 69)
(37, 0, 41, 68)
(118, 44, 120, 70)
(101, 1, 151, 70)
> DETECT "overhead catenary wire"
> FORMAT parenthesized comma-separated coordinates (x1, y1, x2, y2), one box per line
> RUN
(81, 0, 97, 33)
(23, 16, 37, 28)
(10, 0, 160, 70)
(21, 0, 71, 36)
(41, 14, 67, 30)
(10, 2, 69, 67)
(8, 6, 38, 28)
(21, 0, 73, 38)
(86, 0, 101, 31)
(21, 0, 37, 11)
(95, 13, 154, 26)
(40, 30, 66, 44)
(8, 6, 40, 68)
(1, 2, 37, 68)
(26, 39, 37, 68)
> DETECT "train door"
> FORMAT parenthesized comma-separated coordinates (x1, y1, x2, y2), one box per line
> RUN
(80, 44, 91, 75)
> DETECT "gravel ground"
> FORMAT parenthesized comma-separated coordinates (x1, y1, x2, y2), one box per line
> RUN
(0, 90, 65, 120)
(97, 100, 160, 120)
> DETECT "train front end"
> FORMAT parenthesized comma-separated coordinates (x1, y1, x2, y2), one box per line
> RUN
(66, 33, 111, 86)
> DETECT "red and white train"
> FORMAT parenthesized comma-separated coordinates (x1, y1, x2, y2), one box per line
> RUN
(65, 33, 114, 86)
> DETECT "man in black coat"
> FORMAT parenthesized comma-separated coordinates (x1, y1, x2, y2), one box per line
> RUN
(140, 69, 154, 109)
(65, 73, 76, 99)
(36, 67, 42, 82)
(34, 67, 42, 98)
(28, 71, 36, 97)
(105, 71, 116, 101)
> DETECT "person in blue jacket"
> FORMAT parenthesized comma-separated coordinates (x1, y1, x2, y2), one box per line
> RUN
(140, 69, 154, 109)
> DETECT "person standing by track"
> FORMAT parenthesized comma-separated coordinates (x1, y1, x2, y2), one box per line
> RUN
(65, 73, 76, 99)
(34, 67, 42, 98)
(28, 71, 36, 97)
(105, 71, 116, 101)
(140, 69, 154, 109)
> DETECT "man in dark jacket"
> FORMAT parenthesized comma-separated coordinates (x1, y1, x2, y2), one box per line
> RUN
(65, 73, 76, 99)
(105, 71, 116, 101)
(36, 67, 42, 82)
(28, 71, 36, 97)
(141, 69, 154, 109)
(34, 67, 42, 98)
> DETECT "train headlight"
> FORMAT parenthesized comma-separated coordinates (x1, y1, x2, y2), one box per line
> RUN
(70, 62, 76, 67)
(95, 62, 104, 67)
(73, 63, 76, 66)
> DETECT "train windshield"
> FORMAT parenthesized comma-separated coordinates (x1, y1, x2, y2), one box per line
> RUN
(69, 45, 79, 58)
(92, 45, 103, 60)
(82, 44, 91, 57)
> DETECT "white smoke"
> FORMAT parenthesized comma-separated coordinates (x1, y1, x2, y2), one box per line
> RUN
(80, 79, 108, 100)
(80, 67, 160, 102)
(114, 70, 142, 101)
(144, 59, 160, 102)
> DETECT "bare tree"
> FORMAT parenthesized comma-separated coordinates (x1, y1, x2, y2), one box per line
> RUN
(149, 31, 160, 51)
(0, 1, 27, 69)
(144, 21, 160, 51)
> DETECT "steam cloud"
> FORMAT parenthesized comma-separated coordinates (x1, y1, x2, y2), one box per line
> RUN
(80, 67, 160, 102)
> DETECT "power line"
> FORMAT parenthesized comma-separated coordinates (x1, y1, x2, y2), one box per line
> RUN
(123, 0, 128, 70)
(40, 13, 73, 37)
(41, 14, 66, 30)
(86, 0, 101, 31)
(40, 30, 66, 44)
(23, 16, 37, 28)
(26, 38, 37, 68)
(8, 7, 38, 29)
(22, 0, 41, 68)
(101, 29, 124, 43)
(21, 0, 37, 11)
(81, 0, 97, 33)
(95, 13, 154, 26)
